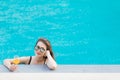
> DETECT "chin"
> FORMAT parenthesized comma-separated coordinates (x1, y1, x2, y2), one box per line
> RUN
(36, 54, 42, 57)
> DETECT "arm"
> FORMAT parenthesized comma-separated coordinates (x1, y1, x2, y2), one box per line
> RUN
(45, 50, 57, 70)
(3, 57, 30, 71)
(3, 59, 17, 71)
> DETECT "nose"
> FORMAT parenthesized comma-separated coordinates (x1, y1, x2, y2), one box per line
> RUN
(36, 50, 41, 55)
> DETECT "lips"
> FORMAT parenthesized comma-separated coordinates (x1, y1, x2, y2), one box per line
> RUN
(36, 51, 41, 55)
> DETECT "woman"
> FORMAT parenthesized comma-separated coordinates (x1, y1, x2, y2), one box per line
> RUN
(4, 38, 57, 71)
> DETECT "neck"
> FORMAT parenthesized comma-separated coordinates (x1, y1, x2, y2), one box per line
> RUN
(35, 56, 44, 62)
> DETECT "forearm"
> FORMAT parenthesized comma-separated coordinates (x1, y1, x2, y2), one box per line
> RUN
(46, 53, 57, 69)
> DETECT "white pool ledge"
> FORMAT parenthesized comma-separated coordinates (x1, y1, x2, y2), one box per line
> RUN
(0, 65, 120, 73)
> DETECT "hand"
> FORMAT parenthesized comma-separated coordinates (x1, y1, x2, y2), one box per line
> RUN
(46, 50, 50, 56)
(9, 64, 18, 71)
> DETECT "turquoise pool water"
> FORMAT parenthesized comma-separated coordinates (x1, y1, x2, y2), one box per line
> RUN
(0, 0, 120, 64)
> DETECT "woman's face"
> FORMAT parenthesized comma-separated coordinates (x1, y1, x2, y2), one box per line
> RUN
(34, 41, 47, 57)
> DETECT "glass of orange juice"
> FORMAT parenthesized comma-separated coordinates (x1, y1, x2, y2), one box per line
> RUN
(13, 55, 20, 65)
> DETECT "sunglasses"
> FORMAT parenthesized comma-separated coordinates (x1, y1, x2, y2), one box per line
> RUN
(35, 46, 46, 53)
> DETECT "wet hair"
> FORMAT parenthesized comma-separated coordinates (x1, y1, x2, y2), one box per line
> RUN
(34, 38, 55, 60)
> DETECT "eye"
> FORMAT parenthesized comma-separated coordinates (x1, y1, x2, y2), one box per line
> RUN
(40, 47, 45, 53)
(35, 46, 39, 50)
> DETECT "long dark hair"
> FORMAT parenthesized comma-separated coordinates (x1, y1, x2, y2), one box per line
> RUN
(35, 38, 55, 60)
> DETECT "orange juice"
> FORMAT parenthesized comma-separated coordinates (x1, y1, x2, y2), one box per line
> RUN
(13, 58, 20, 65)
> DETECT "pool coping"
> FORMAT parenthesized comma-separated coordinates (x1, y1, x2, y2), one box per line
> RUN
(0, 65, 120, 73)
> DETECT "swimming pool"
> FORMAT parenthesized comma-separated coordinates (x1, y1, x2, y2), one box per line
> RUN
(0, 0, 120, 64)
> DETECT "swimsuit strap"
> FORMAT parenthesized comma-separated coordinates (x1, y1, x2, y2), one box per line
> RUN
(28, 56, 32, 65)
